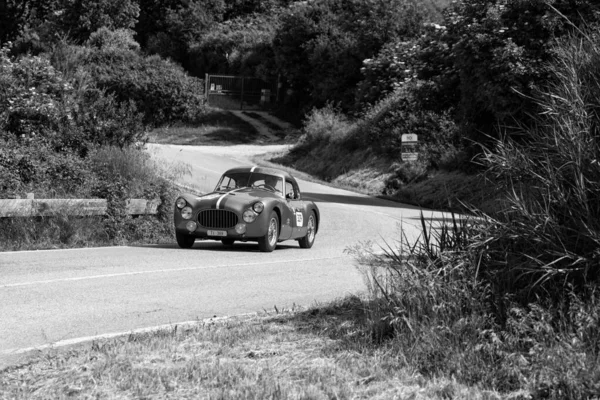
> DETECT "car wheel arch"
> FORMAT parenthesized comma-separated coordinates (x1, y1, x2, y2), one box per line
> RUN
(272, 206, 283, 240)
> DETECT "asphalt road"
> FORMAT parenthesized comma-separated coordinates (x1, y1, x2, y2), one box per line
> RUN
(0, 144, 448, 367)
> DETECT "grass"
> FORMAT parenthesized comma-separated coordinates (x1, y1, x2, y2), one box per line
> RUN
(0, 300, 505, 400)
(0, 146, 183, 252)
(148, 109, 263, 146)
(241, 111, 290, 139)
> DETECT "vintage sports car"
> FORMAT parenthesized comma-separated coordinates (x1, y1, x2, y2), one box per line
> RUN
(174, 166, 320, 252)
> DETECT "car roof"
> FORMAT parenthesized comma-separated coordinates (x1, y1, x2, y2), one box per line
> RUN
(222, 166, 296, 182)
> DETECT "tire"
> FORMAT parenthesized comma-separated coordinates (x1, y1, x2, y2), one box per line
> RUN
(258, 211, 279, 252)
(298, 212, 316, 249)
(221, 239, 235, 246)
(176, 231, 195, 249)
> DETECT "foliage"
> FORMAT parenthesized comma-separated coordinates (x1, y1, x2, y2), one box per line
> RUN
(77, 44, 206, 126)
(136, 0, 227, 68)
(87, 27, 140, 52)
(188, 13, 280, 79)
(223, 0, 291, 20)
(272, 0, 427, 111)
(0, 0, 58, 44)
(58, 0, 140, 43)
(348, 209, 600, 397)
(0, 46, 147, 194)
(356, 23, 456, 110)
(0, 45, 146, 151)
(299, 104, 354, 145)
(473, 28, 600, 301)
(355, 81, 459, 161)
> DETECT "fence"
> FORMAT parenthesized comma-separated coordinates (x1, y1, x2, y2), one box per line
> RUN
(0, 198, 161, 218)
(205, 74, 278, 110)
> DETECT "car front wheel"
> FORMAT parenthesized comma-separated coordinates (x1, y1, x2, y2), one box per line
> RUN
(176, 231, 195, 249)
(298, 212, 316, 249)
(258, 211, 279, 252)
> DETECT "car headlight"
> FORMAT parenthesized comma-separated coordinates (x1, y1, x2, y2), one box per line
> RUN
(176, 197, 187, 209)
(181, 206, 193, 219)
(252, 202, 264, 213)
(243, 209, 257, 223)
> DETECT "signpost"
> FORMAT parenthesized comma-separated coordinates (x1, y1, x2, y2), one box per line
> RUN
(401, 134, 418, 162)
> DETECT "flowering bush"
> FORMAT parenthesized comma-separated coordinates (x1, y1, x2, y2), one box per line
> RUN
(0, 45, 146, 197)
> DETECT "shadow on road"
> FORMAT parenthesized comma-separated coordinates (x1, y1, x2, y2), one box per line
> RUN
(404, 215, 468, 223)
(135, 242, 300, 252)
(302, 192, 421, 210)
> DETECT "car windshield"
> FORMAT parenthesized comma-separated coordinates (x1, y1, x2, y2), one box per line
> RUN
(215, 172, 283, 194)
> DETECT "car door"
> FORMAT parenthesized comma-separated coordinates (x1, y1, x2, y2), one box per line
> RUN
(285, 180, 308, 239)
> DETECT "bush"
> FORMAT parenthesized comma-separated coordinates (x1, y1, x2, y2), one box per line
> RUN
(475, 28, 600, 300)
(349, 214, 600, 398)
(355, 82, 459, 160)
(82, 48, 206, 126)
(301, 104, 353, 144)
(87, 27, 140, 51)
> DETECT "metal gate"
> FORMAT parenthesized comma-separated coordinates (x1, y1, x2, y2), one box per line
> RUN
(205, 74, 278, 110)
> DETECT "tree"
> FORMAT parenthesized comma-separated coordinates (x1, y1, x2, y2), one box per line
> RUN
(0, 0, 59, 45)
(189, 13, 280, 78)
(273, 0, 425, 111)
(58, 0, 140, 43)
(136, 0, 226, 69)
(442, 0, 600, 142)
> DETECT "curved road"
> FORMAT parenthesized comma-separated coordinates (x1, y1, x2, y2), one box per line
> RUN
(0, 144, 447, 366)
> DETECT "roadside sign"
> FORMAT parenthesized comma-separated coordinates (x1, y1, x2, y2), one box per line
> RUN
(401, 134, 418, 162)
(401, 134, 418, 143)
(401, 153, 418, 162)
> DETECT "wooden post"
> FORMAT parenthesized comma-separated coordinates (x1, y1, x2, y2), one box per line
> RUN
(205, 73, 210, 106)
(240, 76, 245, 110)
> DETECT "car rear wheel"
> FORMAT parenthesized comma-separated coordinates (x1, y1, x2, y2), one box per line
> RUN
(258, 211, 279, 252)
(221, 239, 235, 246)
(298, 212, 316, 249)
(176, 231, 195, 249)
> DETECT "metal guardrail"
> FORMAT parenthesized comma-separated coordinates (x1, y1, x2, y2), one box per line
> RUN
(0, 198, 161, 218)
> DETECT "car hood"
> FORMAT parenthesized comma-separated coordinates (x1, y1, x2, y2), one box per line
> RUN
(191, 187, 281, 210)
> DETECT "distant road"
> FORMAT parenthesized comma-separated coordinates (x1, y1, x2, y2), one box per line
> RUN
(0, 144, 447, 366)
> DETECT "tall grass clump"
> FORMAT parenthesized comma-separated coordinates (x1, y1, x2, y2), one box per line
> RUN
(477, 27, 600, 301)
(348, 27, 600, 399)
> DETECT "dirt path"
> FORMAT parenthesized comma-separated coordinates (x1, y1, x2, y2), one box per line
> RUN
(228, 111, 293, 141)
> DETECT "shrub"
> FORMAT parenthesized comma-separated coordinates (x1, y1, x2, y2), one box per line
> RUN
(355, 82, 459, 161)
(301, 104, 353, 144)
(475, 28, 600, 300)
(349, 214, 600, 398)
(87, 27, 140, 51)
(82, 48, 206, 126)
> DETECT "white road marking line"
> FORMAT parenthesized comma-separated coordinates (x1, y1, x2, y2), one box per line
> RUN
(0, 256, 344, 288)
(2, 313, 257, 355)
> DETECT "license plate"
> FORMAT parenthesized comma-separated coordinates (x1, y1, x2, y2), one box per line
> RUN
(208, 230, 227, 237)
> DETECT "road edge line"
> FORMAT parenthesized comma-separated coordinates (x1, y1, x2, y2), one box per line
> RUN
(2, 313, 258, 356)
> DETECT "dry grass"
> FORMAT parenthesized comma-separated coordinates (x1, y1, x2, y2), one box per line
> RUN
(148, 109, 263, 146)
(0, 303, 502, 400)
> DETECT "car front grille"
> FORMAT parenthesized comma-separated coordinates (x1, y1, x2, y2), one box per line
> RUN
(198, 210, 238, 229)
